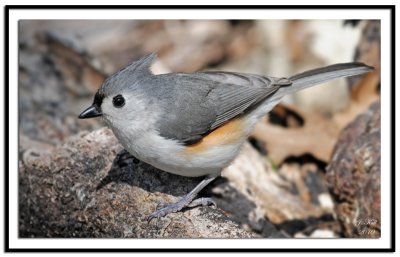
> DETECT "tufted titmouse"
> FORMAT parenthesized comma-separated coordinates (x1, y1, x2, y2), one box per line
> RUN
(79, 53, 373, 220)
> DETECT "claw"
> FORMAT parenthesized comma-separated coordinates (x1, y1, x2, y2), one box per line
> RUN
(147, 200, 185, 222)
(148, 209, 167, 222)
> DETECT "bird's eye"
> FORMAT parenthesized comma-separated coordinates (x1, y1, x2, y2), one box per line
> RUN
(112, 95, 125, 108)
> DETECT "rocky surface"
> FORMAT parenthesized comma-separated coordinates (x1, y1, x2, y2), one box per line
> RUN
(326, 101, 381, 238)
(19, 128, 256, 238)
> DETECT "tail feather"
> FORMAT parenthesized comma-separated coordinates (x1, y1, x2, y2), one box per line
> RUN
(273, 62, 374, 99)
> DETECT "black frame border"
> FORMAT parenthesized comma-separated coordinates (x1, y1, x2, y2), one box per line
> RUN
(4, 4, 395, 253)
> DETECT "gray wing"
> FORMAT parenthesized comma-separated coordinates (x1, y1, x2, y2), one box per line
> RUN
(153, 62, 372, 145)
(154, 72, 290, 145)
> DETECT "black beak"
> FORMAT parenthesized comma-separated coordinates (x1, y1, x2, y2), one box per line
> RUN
(78, 104, 102, 119)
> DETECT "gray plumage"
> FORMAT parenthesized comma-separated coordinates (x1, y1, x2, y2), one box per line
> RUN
(98, 53, 373, 145)
(80, 53, 373, 220)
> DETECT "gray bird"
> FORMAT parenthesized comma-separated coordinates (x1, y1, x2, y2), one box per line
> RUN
(79, 53, 373, 220)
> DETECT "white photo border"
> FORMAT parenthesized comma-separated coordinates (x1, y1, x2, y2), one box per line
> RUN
(5, 5, 394, 252)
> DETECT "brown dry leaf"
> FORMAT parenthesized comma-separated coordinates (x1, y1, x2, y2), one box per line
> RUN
(252, 104, 340, 164)
(252, 74, 379, 165)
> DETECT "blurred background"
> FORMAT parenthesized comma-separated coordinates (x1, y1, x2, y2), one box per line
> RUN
(18, 20, 381, 238)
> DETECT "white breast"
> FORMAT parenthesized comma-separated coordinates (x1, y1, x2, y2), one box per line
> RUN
(109, 121, 246, 177)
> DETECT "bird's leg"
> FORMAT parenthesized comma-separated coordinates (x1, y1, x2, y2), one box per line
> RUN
(148, 175, 217, 221)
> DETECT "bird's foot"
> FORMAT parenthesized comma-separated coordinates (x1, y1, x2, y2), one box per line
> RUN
(148, 196, 216, 221)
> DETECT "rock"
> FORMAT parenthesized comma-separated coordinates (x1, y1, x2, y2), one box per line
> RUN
(19, 128, 255, 238)
(326, 101, 380, 238)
